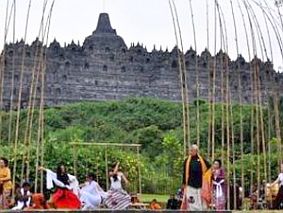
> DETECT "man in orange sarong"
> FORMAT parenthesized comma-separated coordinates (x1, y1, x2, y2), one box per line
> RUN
(181, 144, 211, 211)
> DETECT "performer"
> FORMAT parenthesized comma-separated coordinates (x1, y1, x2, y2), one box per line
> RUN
(211, 159, 226, 210)
(80, 173, 108, 210)
(270, 163, 283, 209)
(181, 144, 211, 210)
(12, 182, 32, 210)
(0, 157, 12, 209)
(104, 162, 131, 209)
(39, 164, 81, 209)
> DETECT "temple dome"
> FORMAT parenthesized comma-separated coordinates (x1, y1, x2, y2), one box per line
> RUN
(83, 13, 127, 51)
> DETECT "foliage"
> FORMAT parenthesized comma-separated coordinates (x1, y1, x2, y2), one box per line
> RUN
(0, 97, 281, 194)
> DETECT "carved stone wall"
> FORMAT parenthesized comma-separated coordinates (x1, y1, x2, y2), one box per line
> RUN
(1, 13, 282, 108)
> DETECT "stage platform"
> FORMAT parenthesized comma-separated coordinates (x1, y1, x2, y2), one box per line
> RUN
(1, 210, 283, 213)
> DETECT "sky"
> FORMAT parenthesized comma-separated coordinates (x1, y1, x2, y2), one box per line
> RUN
(0, 0, 282, 70)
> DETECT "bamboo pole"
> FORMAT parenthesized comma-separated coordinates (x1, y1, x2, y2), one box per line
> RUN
(16, 0, 32, 184)
(230, 0, 243, 208)
(0, 0, 14, 144)
(169, 0, 190, 156)
(105, 148, 109, 190)
(137, 146, 142, 194)
(10, 0, 17, 199)
(172, 0, 190, 150)
(189, 0, 200, 147)
(211, 0, 218, 161)
(23, 0, 49, 181)
(8, 0, 16, 147)
(237, 0, 255, 200)
(40, 0, 56, 193)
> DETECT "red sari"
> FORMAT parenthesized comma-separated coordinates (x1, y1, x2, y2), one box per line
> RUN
(47, 171, 81, 209)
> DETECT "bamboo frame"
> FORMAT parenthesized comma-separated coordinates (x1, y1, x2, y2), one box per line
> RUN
(71, 142, 142, 194)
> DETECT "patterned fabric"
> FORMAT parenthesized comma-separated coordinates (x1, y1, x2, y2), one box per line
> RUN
(104, 189, 131, 210)
(0, 167, 12, 192)
(211, 168, 226, 210)
(184, 186, 205, 211)
(0, 190, 11, 209)
(0, 167, 12, 209)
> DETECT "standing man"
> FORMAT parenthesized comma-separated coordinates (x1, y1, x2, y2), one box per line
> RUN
(181, 144, 211, 210)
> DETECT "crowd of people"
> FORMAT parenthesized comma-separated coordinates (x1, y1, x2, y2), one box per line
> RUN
(0, 144, 282, 211)
(180, 144, 283, 211)
(0, 159, 131, 210)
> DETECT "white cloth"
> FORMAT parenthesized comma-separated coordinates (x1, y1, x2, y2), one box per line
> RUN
(110, 175, 123, 190)
(186, 186, 207, 211)
(278, 173, 283, 186)
(80, 181, 108, 210)
(12, 188, 31, 210)
(46, 169, 80, 196)
(213, 179, 225, 198)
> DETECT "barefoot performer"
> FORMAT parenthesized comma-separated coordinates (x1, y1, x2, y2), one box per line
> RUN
(80, 173, 108, 210)
(39, 164, 81, 209)
(104, 162, 131, 209)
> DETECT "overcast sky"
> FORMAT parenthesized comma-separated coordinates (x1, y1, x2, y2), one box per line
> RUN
(0, 0, 282, 70)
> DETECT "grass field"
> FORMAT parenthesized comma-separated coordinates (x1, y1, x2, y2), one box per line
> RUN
(140, 194, 169, 203)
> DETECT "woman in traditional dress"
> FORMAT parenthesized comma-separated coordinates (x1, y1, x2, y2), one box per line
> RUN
(269, 163, 283, 209)
(211, 159, 226, 210)
(104, 162, 131, 209)
(79, 173, 108, 210)
(0, 157, 12, 209)
(39, 164, 81, 209)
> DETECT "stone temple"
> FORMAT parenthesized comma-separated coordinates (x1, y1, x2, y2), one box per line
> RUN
(0, 13, 282, 108)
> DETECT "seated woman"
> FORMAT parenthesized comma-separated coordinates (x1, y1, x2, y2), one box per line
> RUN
(12, 182, 32, 210)
(104, 162, 131, 209)
(39, 164, 81, 209)
(150, 199, 162, 210)
(80, 173, 108, 210)
(28, 193, 49, 209)
(0, 157, 13, 209)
